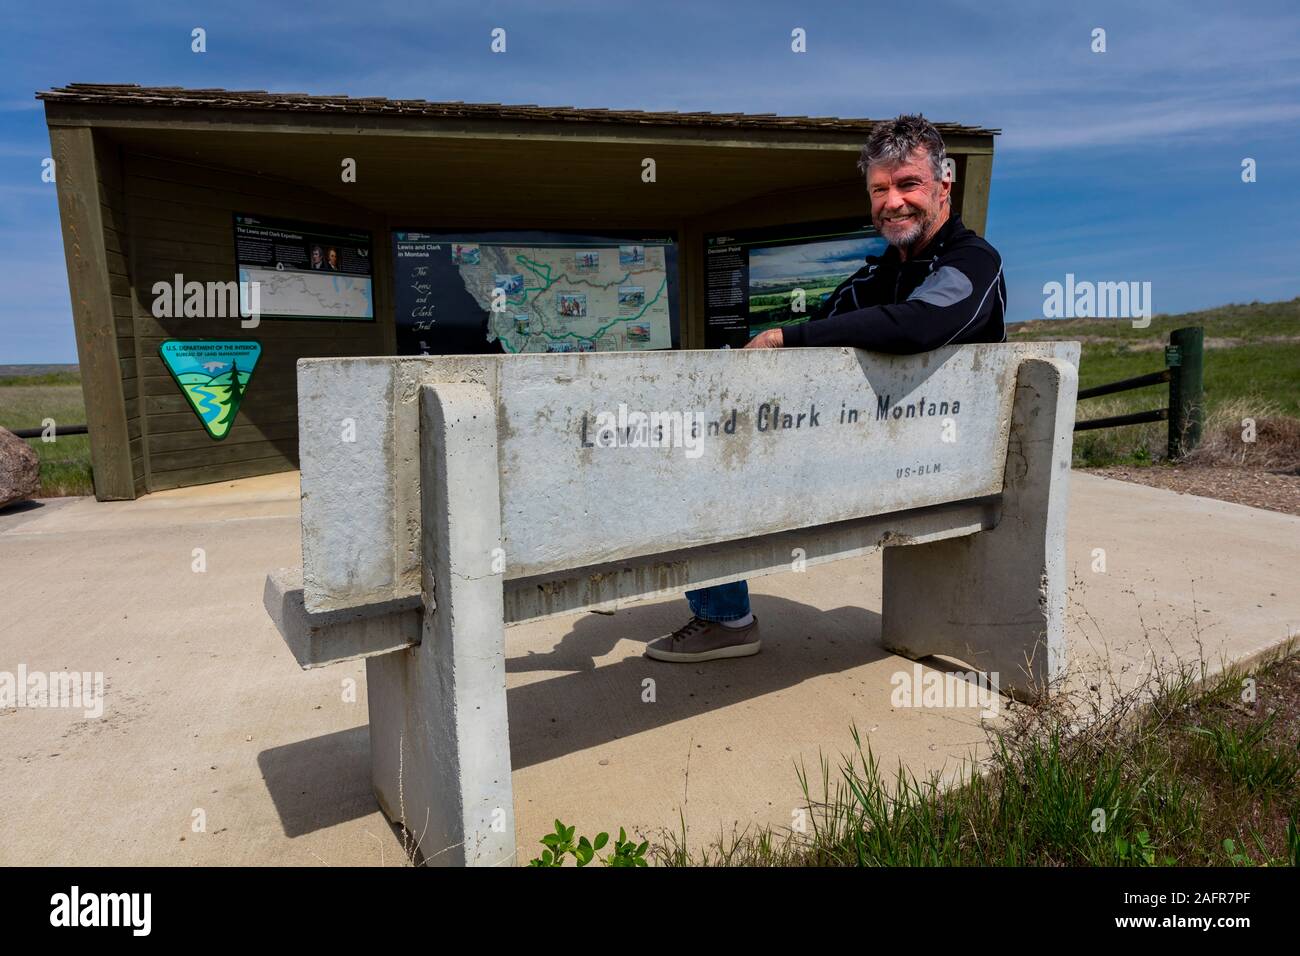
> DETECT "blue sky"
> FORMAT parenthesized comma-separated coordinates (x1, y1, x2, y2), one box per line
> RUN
(2, 0, 1298, 362)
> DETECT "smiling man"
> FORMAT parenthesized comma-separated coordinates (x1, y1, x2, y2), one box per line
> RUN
(645, 113, 1007, 663)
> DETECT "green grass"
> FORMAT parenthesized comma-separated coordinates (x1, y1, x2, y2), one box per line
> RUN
(647, 645, 1300, 867)
(0, 369, 94, 497)
(1010, 297, 1300, 466)
(0, 370, 83, 388)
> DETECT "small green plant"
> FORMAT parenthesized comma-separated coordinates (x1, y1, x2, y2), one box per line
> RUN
(528, 820, 648, 867)
(606, 828, 651, 867)
(1187, 713, 1299, 796)
(1114, 829, 1156, 866)
(1222, 838, 1254, 866)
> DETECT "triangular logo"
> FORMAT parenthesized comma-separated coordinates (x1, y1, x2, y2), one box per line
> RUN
(159, 340, 262, 441)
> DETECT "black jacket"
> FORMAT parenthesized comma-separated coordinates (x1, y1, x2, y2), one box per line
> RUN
(782, 213, 1006, 353)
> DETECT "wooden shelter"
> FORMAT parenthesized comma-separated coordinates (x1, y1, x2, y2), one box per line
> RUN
(40, 83, 998, 499)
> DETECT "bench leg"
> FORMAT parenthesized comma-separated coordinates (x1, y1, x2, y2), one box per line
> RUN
(367, 383, 515, 866)
(881, 357, 1077, 700)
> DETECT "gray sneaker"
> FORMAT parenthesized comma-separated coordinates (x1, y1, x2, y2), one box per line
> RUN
(644, 615, 762, 662)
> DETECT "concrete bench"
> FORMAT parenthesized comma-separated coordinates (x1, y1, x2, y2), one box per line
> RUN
(263, 344, 1079, 865)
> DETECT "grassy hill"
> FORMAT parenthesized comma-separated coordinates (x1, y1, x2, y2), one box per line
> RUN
(1010, 297, 1300, 466)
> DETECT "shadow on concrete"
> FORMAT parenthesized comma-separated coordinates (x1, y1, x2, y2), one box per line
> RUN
(257, 725, 374, 838)
(504, 593, 889, 770)
(259, 592, 889, 835)
(0, 498, 55, 530)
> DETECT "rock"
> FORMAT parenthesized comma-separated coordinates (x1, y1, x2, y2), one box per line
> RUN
(0, 427, 40, 509)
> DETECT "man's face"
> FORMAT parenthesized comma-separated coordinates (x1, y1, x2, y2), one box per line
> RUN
(867, 147, 950, 249)
(327, 249, 338, 267)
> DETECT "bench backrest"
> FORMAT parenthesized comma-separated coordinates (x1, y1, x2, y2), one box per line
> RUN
(297, 344, 1079, 614)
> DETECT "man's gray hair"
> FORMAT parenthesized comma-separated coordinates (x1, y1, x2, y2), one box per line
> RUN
(857, 114, 948, 182)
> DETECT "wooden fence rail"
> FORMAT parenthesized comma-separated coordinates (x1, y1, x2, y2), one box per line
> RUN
(1073, 326, 1204, 458)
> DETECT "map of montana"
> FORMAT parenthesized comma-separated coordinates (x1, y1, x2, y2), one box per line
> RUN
(452, 243, 672, 353)
(239, 267, 374, 320)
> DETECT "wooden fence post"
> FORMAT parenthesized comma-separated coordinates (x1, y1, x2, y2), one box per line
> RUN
(1166, 326, 1204, 459)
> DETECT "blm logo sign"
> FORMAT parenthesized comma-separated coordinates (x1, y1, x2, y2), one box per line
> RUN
(159, 340, 262, 440)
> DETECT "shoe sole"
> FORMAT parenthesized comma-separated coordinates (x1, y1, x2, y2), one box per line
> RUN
(644, 639, 762, 663)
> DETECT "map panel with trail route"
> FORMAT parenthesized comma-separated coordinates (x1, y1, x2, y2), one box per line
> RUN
(393, 231, 678, 355)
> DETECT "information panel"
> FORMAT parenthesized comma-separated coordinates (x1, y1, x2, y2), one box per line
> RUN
(392, 230, 679, 355)
(703, 219, 886, 348)
(233, 214, 374, 321)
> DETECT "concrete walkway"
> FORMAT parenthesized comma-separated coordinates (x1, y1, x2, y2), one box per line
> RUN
(1, 471, 1296, 865)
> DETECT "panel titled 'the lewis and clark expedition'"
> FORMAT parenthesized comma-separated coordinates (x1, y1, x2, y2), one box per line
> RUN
(232, 214, 374, 322)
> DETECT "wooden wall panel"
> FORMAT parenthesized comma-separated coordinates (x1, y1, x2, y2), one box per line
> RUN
(121, 149, 391, 491)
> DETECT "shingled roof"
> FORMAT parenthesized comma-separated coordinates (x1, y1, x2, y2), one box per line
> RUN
(37, 83, 999, 136)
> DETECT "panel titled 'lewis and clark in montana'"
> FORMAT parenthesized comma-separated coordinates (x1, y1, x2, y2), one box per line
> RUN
(391, 229, 679, 355)
(296, 343, 1079, 613)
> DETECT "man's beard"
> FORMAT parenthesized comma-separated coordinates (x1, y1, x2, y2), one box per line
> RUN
(877, 205, 935, 252)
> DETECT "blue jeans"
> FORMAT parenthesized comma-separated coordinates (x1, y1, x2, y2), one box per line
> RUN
(685, 580, 751, 623)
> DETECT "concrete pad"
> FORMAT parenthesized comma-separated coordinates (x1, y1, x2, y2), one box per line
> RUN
(1, 471, 1296, 865)
(1, 470, 300, 534)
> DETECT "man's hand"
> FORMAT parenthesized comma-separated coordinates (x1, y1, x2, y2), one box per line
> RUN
(744, 328, 784, 349)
